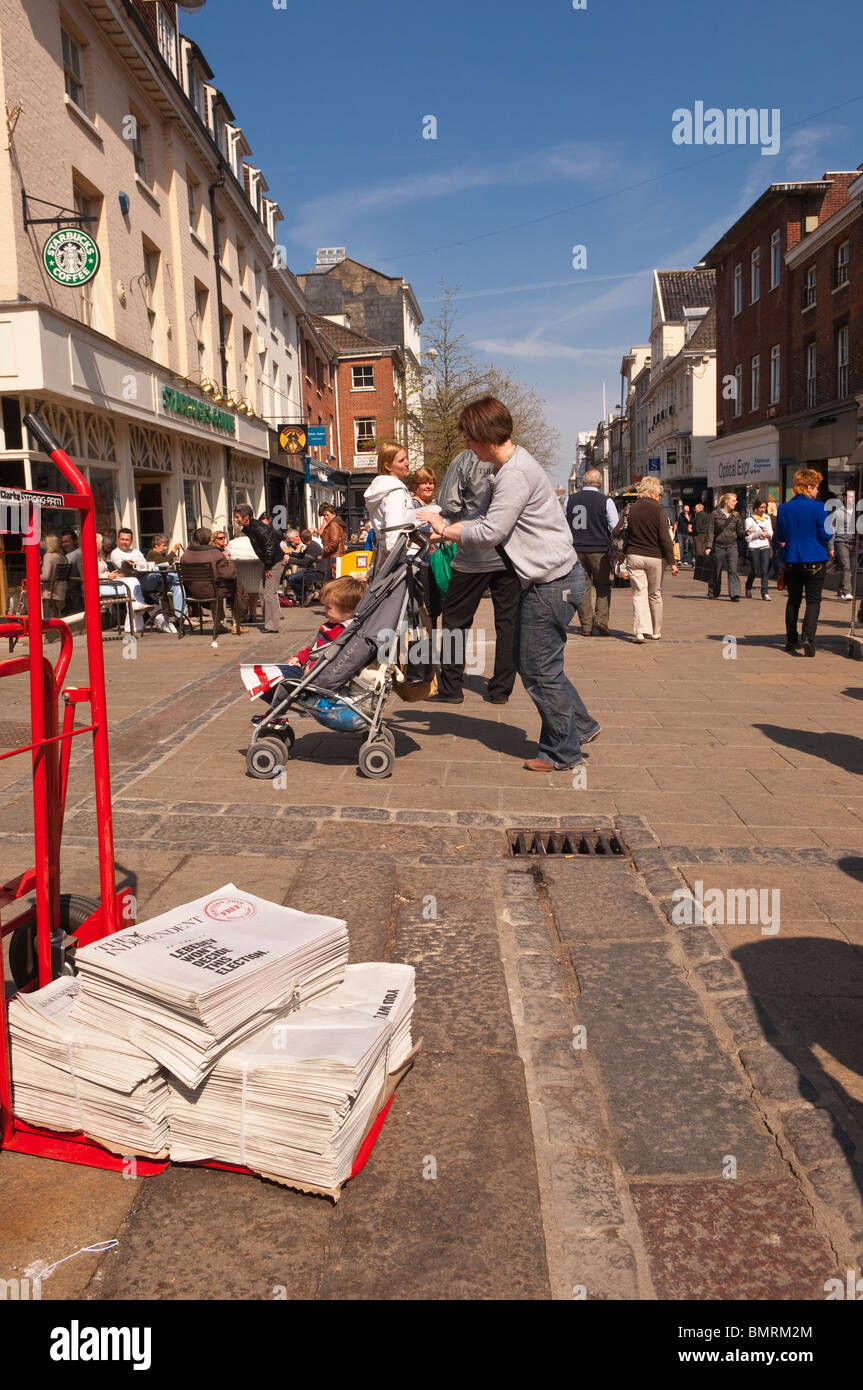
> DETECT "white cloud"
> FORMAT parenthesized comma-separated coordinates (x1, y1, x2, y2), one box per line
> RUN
(473, 338, 623, 363)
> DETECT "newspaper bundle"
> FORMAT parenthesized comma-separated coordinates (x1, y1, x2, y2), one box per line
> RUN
(167, 963, 415, 1189)
(9, 977, 169, 1156)
(69, 884, 349, 1088)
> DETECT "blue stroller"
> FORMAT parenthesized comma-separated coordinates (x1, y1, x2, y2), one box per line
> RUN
(240, 531, 428, 780)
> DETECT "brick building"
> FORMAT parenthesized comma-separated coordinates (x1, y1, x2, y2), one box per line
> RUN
(0, 0, 308, 573)
(703, 170, 863, 501)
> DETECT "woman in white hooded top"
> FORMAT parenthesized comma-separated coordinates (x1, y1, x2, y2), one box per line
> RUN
(363, 442, 416, 562)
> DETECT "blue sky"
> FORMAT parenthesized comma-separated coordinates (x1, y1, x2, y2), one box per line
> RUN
(184, 0, 863, 484)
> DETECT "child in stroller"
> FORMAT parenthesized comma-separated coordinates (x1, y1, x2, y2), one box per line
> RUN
(240, 530, 429, 781)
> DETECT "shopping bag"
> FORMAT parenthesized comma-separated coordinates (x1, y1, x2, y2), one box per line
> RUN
(693, 555, 713, 584)
(429, 542, 457, 597)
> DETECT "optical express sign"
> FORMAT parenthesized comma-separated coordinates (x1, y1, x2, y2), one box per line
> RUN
(161, 386, 235, 435)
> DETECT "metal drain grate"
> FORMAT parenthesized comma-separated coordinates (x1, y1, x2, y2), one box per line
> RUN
(506, 827, 625, 857)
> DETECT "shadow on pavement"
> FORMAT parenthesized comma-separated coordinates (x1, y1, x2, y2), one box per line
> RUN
(731, 936, 863, 1200)
(754, 723, 863, 775)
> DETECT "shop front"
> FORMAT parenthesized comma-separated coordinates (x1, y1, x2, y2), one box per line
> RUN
(706, 426, 780, 511)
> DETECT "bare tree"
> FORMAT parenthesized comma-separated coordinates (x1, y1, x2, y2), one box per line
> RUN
(417, 284, 560, 477)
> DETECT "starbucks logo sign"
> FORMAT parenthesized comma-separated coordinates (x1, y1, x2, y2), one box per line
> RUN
(43, 228, 100, 286)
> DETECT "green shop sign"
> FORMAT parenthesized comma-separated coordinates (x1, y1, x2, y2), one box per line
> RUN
(161, 386, 235, 435)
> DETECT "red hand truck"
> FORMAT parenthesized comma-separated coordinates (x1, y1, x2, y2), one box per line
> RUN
(0, 412, 163, 1173)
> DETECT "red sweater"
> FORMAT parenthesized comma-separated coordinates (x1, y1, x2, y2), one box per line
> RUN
(295, 620, 345, 669)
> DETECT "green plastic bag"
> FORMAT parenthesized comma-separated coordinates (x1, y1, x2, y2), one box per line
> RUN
(429, 541, 457, 596)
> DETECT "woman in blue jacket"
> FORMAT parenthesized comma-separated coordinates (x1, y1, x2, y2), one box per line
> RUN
(774, 469, 834, 657)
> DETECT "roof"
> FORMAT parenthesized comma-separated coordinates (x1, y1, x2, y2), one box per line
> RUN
(701, 182, 832, 266)
(656, 269, 716, 322)
(309, 314, 389, 354)
(686, 304, 717, 352)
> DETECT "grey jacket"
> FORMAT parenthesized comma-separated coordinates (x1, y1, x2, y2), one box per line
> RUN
(706, 509, 745, 550)
(460, 447, 577, 587)
(436, 449, 504, 573)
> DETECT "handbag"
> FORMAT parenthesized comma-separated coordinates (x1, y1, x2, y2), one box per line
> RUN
(693, 555, 713, 584)
(429, 541, 457, 596)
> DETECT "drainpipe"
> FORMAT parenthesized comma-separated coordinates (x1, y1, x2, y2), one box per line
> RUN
(208, 169, 232, 513)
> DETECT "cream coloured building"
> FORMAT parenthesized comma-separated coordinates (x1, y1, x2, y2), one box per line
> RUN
(0, 0, 307, 560)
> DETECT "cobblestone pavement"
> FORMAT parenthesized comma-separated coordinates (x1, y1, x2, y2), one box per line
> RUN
(1, 573, 862, 1299)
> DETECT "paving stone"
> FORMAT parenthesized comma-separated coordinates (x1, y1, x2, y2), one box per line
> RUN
(504, 903, 546, 927)
(677, 925, 724, 962)
(543, 860, 664, 943)
(641, 868, 681, 898)
(725, 847, 758, 863)
(561, 1232, 639, 1300)
(170, 801, 226, 815)
(740, 1046, 817, 1104)
(571, 942, 777, 1175)
(541, 1085, 606, 1150)
(502, 872, 538, 899)
(530, 1035, 586, 1084)
(114, 798, 171, 813)
(712, 993, 777, 1045)
(515, 923, 555, 953)
(730, 937, 863, 998)
(782, 1107, 857, 1167)
(693, 846, 726, 863)
(338, 806, 391, 821)
(457, 811, 505, 827)
(281, 804, 336, 818)
(517, 955, 566, 994)
(521, 993, 573, 1032)
(631, 847, 667, 874)
(550, 1154, 624, 1230)
(65, 811, 163, 838)
(759, 847, 798, 865)
(661, 846, 690, 862)
(696, 958, 743, 992)
(394, 810, 452, 824)
(632, 1179, 836, 1299)
(807, 1163, 863, 1242)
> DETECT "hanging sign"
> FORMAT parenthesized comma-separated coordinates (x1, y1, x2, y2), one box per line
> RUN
(43, 228, 100, 286)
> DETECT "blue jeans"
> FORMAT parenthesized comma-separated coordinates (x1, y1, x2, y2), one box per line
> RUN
(516, 562, 599, 768)
(141, 571, 184, 620)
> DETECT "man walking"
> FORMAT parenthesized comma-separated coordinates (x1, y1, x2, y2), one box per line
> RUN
(832, 483, 856, 602)
(692, 502, 710, 557)
(565, 469, 618, 636)
(233, 505, 285, 632)
(434, 447, 520, 704)
(705, 493, 744, 600)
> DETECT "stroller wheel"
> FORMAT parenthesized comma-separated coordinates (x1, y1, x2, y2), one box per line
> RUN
(245, 736, 288, 779)
(378, 724, 396, 749)
(359, 738, 395, 780)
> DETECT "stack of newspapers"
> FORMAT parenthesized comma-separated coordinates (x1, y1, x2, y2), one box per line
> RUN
(8, 977, 170, 1156)
(11, 886, 416, 1190)
(69, 884, 350, 1088)
(167, 962, 416, 1189)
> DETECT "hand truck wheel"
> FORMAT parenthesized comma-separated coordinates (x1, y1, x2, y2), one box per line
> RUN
(9, 893, 100, 988)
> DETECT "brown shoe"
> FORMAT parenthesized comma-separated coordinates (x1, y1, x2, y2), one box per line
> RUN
(523, 758, 557, 772)
(233, 624, 248, 635)
(593, 625, 610, 636)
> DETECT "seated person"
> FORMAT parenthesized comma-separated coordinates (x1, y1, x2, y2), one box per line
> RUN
(111, 526, 184, 630)
(286, 528, 326, 604)
(260, 576, 365, 703)
(147, 532, 183, 565)
(60, 527, 83, 612)
(182, 526, 247, 635)
(96, 534, 150, 633)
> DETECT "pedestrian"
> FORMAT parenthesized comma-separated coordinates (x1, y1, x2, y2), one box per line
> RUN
(417, 396, 600, 772)
(317, 503, 347, 575)
(232, 504, 285, 632)
(692, 502, 710, 557)
(744, 500, 773, 600)
(183, 526, 247, 634)
(705, 492, 744, 600)
(831, 483, 856, 602)
(363, 442, 416, 564)
(613, 476, 678, 642)
(407, 467, 443, 624)
(675, 505, 694, 565)
(774, 468, 834, 657)
(565, 468, 618, 636)
(434, 446, 519, 704)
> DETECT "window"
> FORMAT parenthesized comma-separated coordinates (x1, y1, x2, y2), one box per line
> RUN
(222, 309, 233, 375)
(61, 28, 85, 109)
(194, 284, 208, 373)
(750, 355, 760, 412)
(355, 418, 376, 453)
(837, 326, 850, 398)
(803, 265, 816, 309)
(156, 4, 178, 75)
(187, 175, 198, 233)
(770, 229, 781, 290)
(806, 343, 817, 408)
(241, 328, 252, 392)
(750, 248, 760, 303)
(131, 116, 148, 183)
(143, 244, 159, 358)
(769, 344, 780, 405)
(352, 363, 375, 390)
(237, 241, 247, 298)
(187, 56, 206, 120)
(836, 241, 850, 288)
(733, 264, 743, 316)
(73, 188, 99, 328)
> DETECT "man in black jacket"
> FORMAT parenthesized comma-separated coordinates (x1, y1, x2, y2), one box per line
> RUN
(233, 505, 284, 631)
(565, 469, 619, 635)
(705, 492, 744, 600)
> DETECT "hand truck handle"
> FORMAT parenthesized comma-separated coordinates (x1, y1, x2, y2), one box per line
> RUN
(23, 412, 62, 457)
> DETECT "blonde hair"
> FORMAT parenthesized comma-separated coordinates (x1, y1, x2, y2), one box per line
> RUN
(43, 534, 63, 554)
(635, 477, 662, 499)
(718, 492, 738, 508)
(407, 467, 435, 493)
(377, 441, 406, 476)
(792, 468, 823, 495)
(320, 576, 365, 612)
